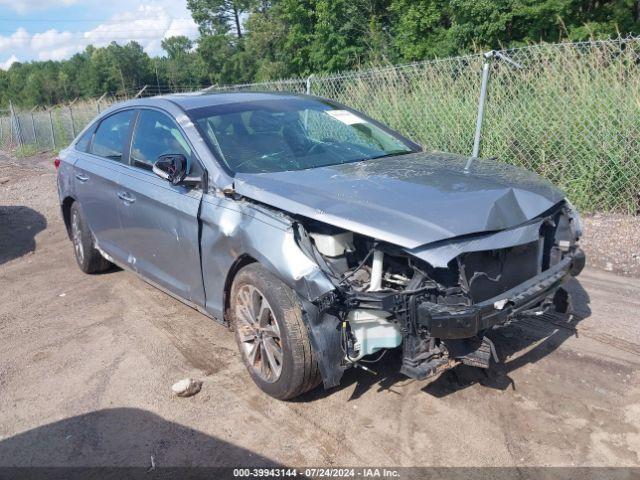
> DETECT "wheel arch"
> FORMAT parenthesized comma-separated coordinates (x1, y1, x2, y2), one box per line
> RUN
(61, 195, 76, 239)
(223, 254, 258, 324)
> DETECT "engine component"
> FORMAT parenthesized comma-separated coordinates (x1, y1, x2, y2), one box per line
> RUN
(299, 201, 584, 389)
(309, 231, 354, 257)
(368, 250, 384, 291)
(346, 309, 402, 361)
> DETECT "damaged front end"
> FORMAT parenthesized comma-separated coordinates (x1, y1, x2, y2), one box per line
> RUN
(295, 200, 585, 388)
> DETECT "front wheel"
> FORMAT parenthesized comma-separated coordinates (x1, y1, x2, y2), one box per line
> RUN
(230, 263, 321, 400)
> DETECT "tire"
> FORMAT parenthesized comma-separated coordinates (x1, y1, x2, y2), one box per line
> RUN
(69, 201, 112, 274)
(230, 263, 321, 400)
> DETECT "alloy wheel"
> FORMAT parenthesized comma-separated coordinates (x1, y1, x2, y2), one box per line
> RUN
(71, 210, 84, 264)
(235, 284, 283, 382)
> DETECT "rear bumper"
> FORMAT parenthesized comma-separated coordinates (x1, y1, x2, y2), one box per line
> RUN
(415, 248, 585, 339)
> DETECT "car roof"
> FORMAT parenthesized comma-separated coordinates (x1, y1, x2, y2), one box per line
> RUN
(131, 91, 310, 112)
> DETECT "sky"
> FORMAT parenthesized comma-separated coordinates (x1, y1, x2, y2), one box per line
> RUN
(0, 0, 200, 70)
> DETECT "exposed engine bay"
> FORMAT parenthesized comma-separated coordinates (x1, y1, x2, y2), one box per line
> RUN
(293, 200, 586, 387)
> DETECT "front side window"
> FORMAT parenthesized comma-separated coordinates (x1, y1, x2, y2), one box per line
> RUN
(90, 110, 136, 162)
(130, 110, 193, 170)
(190, 99, 416, 174)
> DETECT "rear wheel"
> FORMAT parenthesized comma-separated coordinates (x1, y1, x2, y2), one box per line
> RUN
(70, 202, 112, 274)
(230, 263, 321, 400)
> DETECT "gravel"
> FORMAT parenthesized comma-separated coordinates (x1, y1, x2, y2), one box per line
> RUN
(581, 214, 640, 278)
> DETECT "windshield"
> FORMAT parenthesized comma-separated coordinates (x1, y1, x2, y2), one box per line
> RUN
(189, 98, 417, 174)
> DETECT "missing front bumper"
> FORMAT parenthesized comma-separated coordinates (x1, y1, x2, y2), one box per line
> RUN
(392, 248, 584, 381)
(412, 250, 583, 340)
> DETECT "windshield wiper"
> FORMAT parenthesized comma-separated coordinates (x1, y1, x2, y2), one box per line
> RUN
(366, 149, 413, 161)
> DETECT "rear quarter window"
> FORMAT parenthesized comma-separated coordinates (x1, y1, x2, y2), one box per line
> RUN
(90, 110, 136, 162)
(75, 125, 95, 152)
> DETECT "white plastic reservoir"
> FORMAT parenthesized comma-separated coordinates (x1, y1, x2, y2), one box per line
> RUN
(347, 309, 402, 361)
(309, 231, 354, 257)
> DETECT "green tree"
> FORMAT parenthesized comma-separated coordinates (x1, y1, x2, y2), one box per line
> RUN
(243, 5, 290, 79)
(274, 0, 317, 76)
(161, 36, 208, 90)
(187, 0, 253, 37)
(197, 34, 255, 84)
(311, 0, 393, 71)
(390, 0, 640, 59)
(161, 36, 194, 59)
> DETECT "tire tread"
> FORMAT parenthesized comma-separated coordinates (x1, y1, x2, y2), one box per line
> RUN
(231, 263, 321, 399)
(70, 202, 112, 274)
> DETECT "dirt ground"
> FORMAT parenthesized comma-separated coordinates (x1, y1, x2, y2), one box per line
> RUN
(1, 152, 639, 468)
(581, 214, 640, 278)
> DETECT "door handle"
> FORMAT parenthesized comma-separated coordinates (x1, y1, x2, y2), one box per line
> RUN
(117, 191, 136, 203)
(75, 173, 89, 182)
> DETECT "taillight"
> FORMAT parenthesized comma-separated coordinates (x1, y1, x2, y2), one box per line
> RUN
(54, 158, 61, 169)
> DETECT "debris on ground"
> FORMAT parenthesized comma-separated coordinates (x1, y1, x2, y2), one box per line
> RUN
(171, 378, 202, 397)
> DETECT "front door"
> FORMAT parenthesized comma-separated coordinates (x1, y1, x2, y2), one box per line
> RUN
(115, 109, 205, 306)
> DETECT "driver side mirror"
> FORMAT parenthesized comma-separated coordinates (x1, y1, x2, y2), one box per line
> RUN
(152, 154, 200, 186)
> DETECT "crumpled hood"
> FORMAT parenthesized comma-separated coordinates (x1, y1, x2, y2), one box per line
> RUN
(234, 152, 565, 249)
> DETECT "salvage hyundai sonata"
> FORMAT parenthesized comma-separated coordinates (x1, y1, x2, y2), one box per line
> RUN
(56, 92, 585, 399)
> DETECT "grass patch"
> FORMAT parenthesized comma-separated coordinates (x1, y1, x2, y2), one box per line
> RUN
(310, 39, 640, 214)
(13, 144, 39, 158)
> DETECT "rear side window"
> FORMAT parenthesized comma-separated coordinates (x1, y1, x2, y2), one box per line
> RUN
(75, 125, 94, 152)
(90, 110, 136, 162)
(130, 110, 193, 170)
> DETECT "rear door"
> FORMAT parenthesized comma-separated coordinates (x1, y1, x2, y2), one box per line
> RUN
(115, 108, 205, 306)
(72, 109, 137, 264)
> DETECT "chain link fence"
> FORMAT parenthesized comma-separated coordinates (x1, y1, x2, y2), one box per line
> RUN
(0, 94, 128, 152)
(2, 37, 639, 213)
(481, 39, 640, 214)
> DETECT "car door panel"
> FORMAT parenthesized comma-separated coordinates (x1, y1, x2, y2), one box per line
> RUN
(116, 166, 205, 305)
(72, 154, 128, 264)
(72, 109, 137, 265)
(111, 109, 206, 307)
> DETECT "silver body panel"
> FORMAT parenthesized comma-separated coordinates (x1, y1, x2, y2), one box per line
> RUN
(116, 164, 205, 305)
(70, 154, 129, 265)
(234, 152, 564, 250)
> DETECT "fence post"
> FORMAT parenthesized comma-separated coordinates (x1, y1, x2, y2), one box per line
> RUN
(96, 92, 108, 114)
(134, 85, 148, 98)
(8, 100, 23, 148)
(466, 50, 522, 172)
(30, 108, 38, 149)
(68, 106, 76, 138)
(48, 109, 56, 150)
(303, 75, 315, 129)
(468, 51, 493, 170)
(306, 75, 314, 95)
(68, 97, 78, 139)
